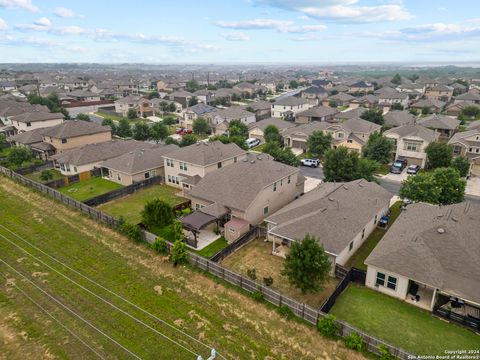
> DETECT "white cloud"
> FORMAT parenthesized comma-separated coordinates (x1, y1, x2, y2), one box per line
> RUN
(34, 17, 51, 27)
(254, 0, 413, 23)
(222, 32, 250, 41)
(0, 0, 38, 12)
(54, 7, 75, 18)
(0, 18, 7, 30)
(215, 18, 326, 33)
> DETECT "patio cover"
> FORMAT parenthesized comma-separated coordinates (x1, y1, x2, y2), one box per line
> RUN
(180, 210, 217, 231)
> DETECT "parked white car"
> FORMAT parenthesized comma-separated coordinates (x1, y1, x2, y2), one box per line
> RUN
(246, 138, 260, 149)
(300, 158, 320, 168)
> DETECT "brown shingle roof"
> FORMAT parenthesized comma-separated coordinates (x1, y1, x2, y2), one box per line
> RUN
(43, 120, 111, 139)
(165, 141, 246, 166)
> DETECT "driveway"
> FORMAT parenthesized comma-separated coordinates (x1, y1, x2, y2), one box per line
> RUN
(304, 176, 322, 192)
(299, 164, 324, 179)
(380, 169, 409, 183)
(466, 176, 480, 197)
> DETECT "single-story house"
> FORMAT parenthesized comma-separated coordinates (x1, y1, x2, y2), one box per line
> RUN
(365, 202, 480, 324)
(101, 144, 178, 186)
(242, 100, 272, 120)
(322, 93, 356, 107)
(295, 106, 339, 124)
(266, 180, 392, 270)
(212, 107, 256, 135)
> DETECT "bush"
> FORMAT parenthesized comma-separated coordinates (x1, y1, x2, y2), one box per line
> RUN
(150, 237, 168, 254)
(251, 290, 264, 302)
(39, 169, 54, 181)
(169, 239, 188, 266)
(317, 315, 338, 337)
(263, 276, 273, 287)
(7, 147, 33, 166)
(379, 345, 395, 360)
(141, 199, 174, 229)
(246, 268, 257, 280)
(277, 305, 294, 319)
(120, 222, 144, 243)
(344, 332, 365, 352)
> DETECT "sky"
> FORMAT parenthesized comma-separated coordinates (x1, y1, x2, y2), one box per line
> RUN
(0, 0, 479, 64)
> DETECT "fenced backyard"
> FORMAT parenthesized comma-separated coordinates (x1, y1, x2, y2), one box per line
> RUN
(0, 164, 414, 359)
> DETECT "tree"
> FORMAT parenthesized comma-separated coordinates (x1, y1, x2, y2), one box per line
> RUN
(408, 74, 419, 82)
(162, 116, 177, 126)
(390, 103, 404, 111)
(148, 91, 160, 99)
(180, 134, 197, 147)
(307, 131, 332, 157)
(281, 234, 331, 293)
(425, 142, 453, 169)
(451, 156, 470, 177)
(228, 119, 248, 139)
(263, 124, 281, 144)
(170, 239, 188, 266)
(362, 132, 394, 164)
(328, 100, 338, 108)
(421, 106, 431, 115)
(399, 167, 466, 205)
(460, 105, 480, 119)
(101, 118, 117, 136)
(141, 199, 174, 229)
(263, 142, 300, 167)
(192, 117, 209, 135)
(39, 169, 54, 181)
(391, 73, 402, 85)
(329, 89, 339, 96)
(323, 146, 377, 182)
(361, 108, 384, 125)
(76, 113, 90, 121)
(245, 106, 255, 113)
(127, 108, 137, 120)
(0, 134, 7, 150)
(167, 102, 177, 113)
(133, 122, 150, 141)
(149, 122, 169, 143)
(117, 118, 132, 138)
(289, 80, 299, 89)
(7, 147, 32, 166)
(185, 80, 200, 92)
(188, 97, 198, 107)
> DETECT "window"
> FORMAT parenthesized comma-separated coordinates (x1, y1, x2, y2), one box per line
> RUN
(287, 175, 291, 184)
(349, 241, 353, 251)
(273, 182, 277, 191)
(144, 172, 150, 179)
(453, 145, 462, 155)
(361, 228, 365, 239)
(117, 174, 121, 180)
(263, 206, 269, 215)
(168, 175, 172, 183)
(469, 147, 473, 153)
(387, 276, 397, 290)
(375, 272, 385, 286)
(405, 142, 419, 151)
(217, 162, 222, 169)
(347, 139, 353, 143)
(74, 167, 77, 173)
(61, 139, 67, 144)
(26, 122, 31, 127)
(337, 132, 344, 139)
(234, 157, 237, 163)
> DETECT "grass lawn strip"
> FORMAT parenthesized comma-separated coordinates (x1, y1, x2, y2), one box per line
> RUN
(331, 284, 480, 356)
(24, 169, 64, 183)
(58, 177, 123, 202)
(194, 237, 228, 258)
(345, 201, 403, 270)
(0, 177, 363, 360)
(98, 184, 186, 224)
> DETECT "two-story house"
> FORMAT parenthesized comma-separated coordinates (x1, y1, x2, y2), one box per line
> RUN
(448, 129, 480, 176)
(417, 115, 460, 139)
(163, 141, 247, 190)
(271, 96, 312, 120)
(384, 124, 439, 167)
(181, 103, 218, 130)
(212, 107, 256, 135)
(10, 110, 64, 133)
(425, 85, 454, 102)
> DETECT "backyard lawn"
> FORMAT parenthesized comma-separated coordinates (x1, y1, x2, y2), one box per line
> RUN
(194, 237, 228, 258)
(24, 169, 64, 183)
(221, 238, 339, 308)
(345, 201, 403, 270)
(97, 184, 186, 224)
(58, 177, 123, 202)
(331, 284, 480, 356)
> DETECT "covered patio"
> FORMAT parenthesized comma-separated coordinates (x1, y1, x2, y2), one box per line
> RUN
(405, 280, 436, 311)
(434, 293, 480, 332)
(180, 202, 229, 250)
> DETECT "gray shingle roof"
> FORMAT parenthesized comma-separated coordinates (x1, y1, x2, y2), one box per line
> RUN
(248, 117, 296, 132)
(100, 144, 178, 174)
(384, 110, 416, 127)
(266, 180, 392, 255)
(9, 127, 48, 145)
(418, 115, 460, 130)
(187, 153, 298, 212)
(51, 139, 153, 166)
(10, 110, 64, 123)
(274, 96, 309, 106)
(165, 140, 246, 166)
(214, 106, 253, 120)
(296, 106, 338, 118)
(384, 124, 438, 142)
(43, 120, 111, 138)
(366, 202, 480, 304)
(187, 103, 217, 116)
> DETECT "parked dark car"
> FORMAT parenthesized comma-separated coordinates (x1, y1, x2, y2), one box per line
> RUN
(407, 164, 421, 174)
(390, 159, 408, 174)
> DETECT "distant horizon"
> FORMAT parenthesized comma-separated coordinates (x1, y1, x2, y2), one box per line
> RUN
(1, 1, 480, 63)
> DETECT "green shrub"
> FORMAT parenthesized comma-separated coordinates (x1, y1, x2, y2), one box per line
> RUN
(39, 169, 54, 181)
(263, 276, 273, 287)
(344, 332, 365, 352)
(120, 222, 144, 243)
(317, 315, 338, 337)
(150, 237, 168, 254)
(277, 305, 294, 319)
(379, 345, 395, 360)
(246, 268, 257, 280)
(251, 290, 264, 302)
(169, 239, 188, 266)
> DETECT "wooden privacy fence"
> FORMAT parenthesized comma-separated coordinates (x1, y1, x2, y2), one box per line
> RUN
(84, 176, 163, 207)
(321, 267, 367, 313)
(210, 226, 261, 262)
(14, 161, 54, 175)
(0, 165, 413, 360)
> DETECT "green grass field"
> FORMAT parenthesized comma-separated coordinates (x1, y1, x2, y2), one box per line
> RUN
(331, 284, 480, 356)
(0, 176, 361, 360)
(24, 169, 64, 183)
(98, 184, 186, 224)
(345, 201, 403, 270)
(58, 177, 123, 202)
(194, 237, 228, 258)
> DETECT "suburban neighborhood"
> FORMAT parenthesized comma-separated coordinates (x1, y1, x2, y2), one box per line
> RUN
(0, 1, 479, 359)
